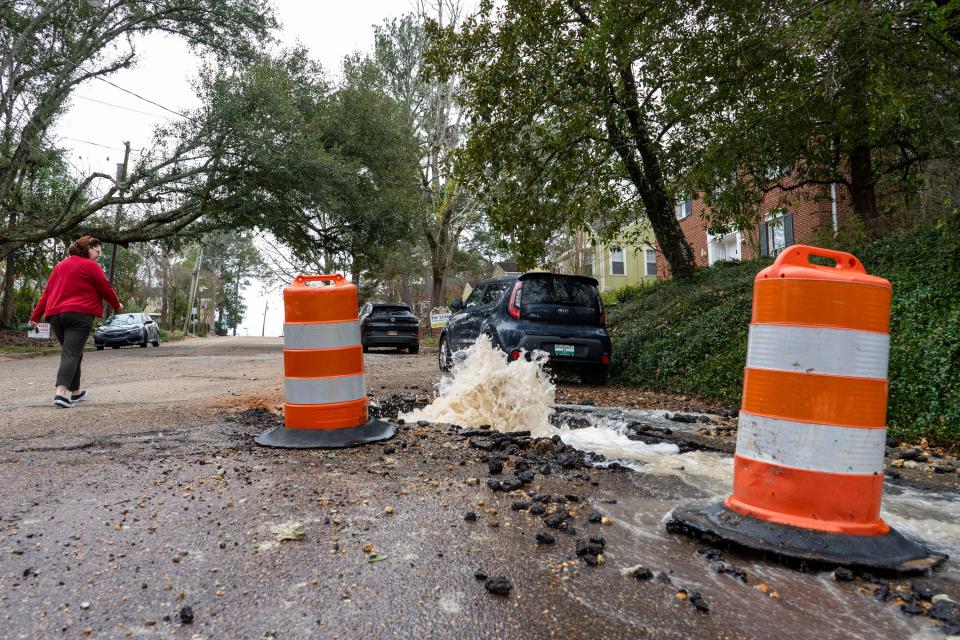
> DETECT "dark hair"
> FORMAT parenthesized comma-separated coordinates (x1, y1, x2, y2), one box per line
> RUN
(68, 236, 102, 259)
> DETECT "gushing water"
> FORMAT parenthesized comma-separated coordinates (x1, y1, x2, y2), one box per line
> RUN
(401, 337, 556, 434)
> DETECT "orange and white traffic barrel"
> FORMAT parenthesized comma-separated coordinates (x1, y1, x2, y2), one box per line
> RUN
(255, 274, 394, 448)
(669, 246, 943, 572)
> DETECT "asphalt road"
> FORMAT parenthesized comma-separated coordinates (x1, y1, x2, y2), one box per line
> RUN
(0, 337, 957, 639)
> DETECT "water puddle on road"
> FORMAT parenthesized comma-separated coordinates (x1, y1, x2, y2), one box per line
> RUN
(403, 339, 959, 638)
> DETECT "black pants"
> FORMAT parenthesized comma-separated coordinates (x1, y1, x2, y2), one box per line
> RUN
(48, 312, 95, 390)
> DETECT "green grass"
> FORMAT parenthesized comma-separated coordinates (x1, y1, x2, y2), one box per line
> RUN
(608, 221, 960, 448)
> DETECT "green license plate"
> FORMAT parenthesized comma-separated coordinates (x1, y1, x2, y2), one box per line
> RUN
(554, 344, 575, 356)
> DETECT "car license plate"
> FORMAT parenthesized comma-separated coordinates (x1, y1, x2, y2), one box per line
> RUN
(554, 344, 575, 356)
(387, 330, 398, 336)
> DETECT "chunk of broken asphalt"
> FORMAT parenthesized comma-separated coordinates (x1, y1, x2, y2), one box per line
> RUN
(486, 479, 503, 492)
(832, 567, 855, 581)
(511, 501, 531, 511)
(632, 567, 654, 581)
(484, 576, 512, 595)
(688, 592, 710, 613)
(488, 459, 503, 475)
(179, 606, 194, 624)
(587, 512, 602, 523)
(517, 470, 536, 483)
(695, 547, 724, 562)
(535, 533, 556, 545)
(464, 511, 477, 522)
(474, 571, 487, 580)
(588, 534, 605, 547)
(575, 539, 604, 557)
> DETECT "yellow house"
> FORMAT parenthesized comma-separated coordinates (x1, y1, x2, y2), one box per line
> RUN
(557, 224, 659, 294)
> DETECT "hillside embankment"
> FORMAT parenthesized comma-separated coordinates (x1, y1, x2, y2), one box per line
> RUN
(608, 223, 960, 449)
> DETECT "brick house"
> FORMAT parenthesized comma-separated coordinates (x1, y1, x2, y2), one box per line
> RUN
(656, 181, 854, 278)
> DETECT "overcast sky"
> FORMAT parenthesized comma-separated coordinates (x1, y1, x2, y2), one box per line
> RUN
(52, 0, 433, 336)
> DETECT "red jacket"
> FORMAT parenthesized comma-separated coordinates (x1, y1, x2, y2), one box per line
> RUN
(30, 255, 122, 322)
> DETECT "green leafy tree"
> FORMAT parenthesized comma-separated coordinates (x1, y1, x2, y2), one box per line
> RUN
(0, 0, 277, 261)
(374, 7, 485, 306)
(430, 0, 696, 277)
(679, 0, 960, 238)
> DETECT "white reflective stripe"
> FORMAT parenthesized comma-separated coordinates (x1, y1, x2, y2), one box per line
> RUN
(284, 321, 361, 350)
(747, 324, 889, 379)
(285, 374, 367, 405)
(736, 412, 886, 475)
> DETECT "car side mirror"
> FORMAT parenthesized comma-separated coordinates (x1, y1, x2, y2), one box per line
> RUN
(144, 319, 154, 324)
(450, 299, 464, 311)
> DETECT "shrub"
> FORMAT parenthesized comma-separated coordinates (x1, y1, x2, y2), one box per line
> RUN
(609, 220, 960, 448)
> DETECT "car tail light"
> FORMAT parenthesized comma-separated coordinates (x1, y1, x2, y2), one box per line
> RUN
(601, 353, 610, 366)
(509, 349, 521, 361)
(507, 281, 523, 319)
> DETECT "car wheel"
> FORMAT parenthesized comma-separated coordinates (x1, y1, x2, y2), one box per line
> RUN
(140, 330, 148, 347)
(438, 336, 452, 372)
(408, 344, 420, 355)
(152, 340, 160, 347)
(96, 345, 104, 351)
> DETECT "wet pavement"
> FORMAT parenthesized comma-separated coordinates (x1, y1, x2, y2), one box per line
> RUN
(0, 338, 958, 639)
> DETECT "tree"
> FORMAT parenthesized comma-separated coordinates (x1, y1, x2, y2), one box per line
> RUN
(374, 5, 484, 307)
(678, 0, 960, 237)
(202, 231, 264, 334)
(0, 0, 276, 261)
(430, 0, 696, 277)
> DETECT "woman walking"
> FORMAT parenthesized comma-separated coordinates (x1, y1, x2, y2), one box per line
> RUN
(28, 236, 123, 408)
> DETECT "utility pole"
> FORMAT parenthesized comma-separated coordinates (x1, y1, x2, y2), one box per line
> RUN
(183, 244, 204, 335)
(261, 299, 269, 337)
(107, 141, 131, 284)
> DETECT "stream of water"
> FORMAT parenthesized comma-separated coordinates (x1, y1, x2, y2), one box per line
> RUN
(402, 339, 960, 638)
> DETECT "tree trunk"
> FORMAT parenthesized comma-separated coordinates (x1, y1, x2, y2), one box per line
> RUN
(0, 250, 15, 327)
(849, 145, 880, 235)
(610, 58, 696, 279)
(159, 255, 171, 330)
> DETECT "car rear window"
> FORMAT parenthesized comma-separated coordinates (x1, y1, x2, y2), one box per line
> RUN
(522, 277, 598, 307)
(104, 314, 138, 325)
(371, 306, 412, 316)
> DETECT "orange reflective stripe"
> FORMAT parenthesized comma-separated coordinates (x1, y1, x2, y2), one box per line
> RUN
(284, 398, 368, 430)
(284, 346, 364, 378)
(726, 455, 888, 536)
(752, 280, 891, 333)
(742, 368, 888, 428)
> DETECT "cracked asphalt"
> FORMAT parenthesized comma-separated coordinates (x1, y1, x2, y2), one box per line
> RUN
(1, 337, 957, 639)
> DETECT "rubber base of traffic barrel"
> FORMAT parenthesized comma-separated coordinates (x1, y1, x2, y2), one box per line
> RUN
(668, 502, 947, 574)
(254, 418, 395, 449)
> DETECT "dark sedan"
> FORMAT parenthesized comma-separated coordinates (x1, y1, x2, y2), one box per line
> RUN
(359, 302, 420, 353)
(94, 313, 161, 349)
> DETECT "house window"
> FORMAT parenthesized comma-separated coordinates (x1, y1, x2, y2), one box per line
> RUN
(675, 195, 693, 220)
(610, 247, 625, 276)
(760, 211, 794, 257)
(644, 248, 657, 277)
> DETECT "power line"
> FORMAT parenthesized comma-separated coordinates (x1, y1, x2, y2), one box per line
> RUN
(62, 136, 132, 153)
(73, 93, 177, 120)
(49, 48, 191, 121)
(93, 76, 190, 120)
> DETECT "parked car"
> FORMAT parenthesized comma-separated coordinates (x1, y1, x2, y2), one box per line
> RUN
(439, 272, 611, 384)
(359, 302, 420, 353)
(94, 312, 161, 350)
